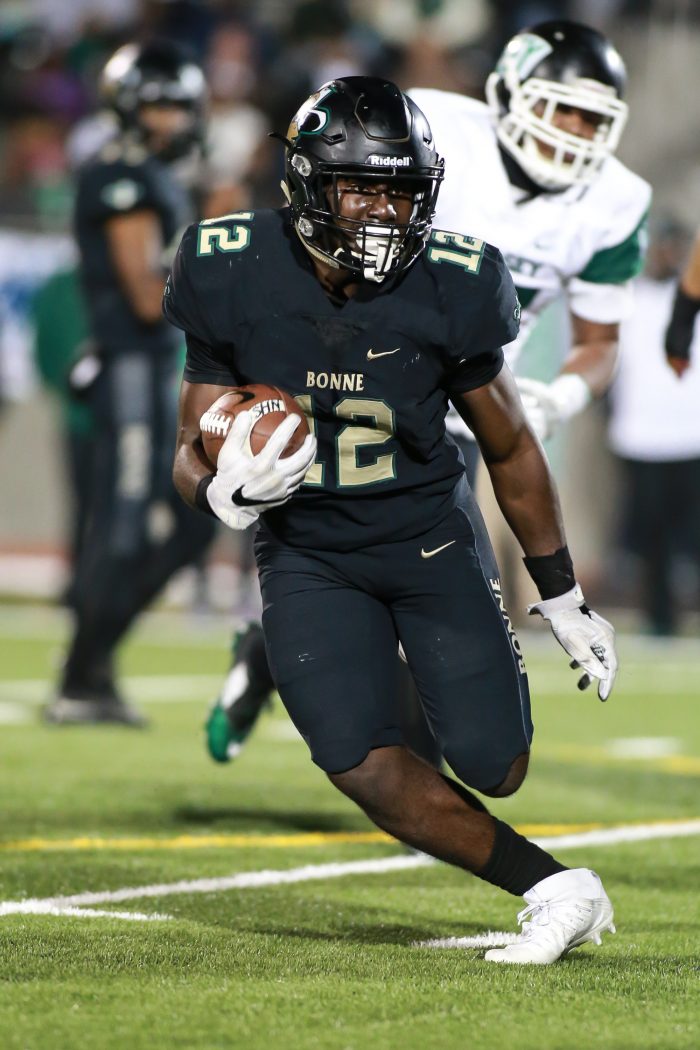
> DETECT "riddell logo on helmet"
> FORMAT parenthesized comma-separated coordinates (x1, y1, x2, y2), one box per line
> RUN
(367, 155, 412, 166)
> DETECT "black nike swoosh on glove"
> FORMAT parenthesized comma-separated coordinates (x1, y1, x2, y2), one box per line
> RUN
(231, 486, 282, 507)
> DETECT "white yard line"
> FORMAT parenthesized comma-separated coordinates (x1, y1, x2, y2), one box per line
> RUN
(0, 675, 225, 705)
(1, 819, 698, 923)
(1, 672, 697, 709)
(1, 903, 172, 921)
(0, 855, 433, 914)
(606, 737, 682, 759)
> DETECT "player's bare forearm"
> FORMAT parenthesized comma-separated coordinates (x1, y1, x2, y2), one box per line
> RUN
(105, 210, 169, 324)
(172, 379, 230, 508)
(455, 367, 566, 557)
(560, 316, 619, 396)
(486, 437, 566, 556)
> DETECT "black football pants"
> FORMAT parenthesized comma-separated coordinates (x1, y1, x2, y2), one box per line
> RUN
(63, 351, 215, 690)
(256, 493, 532, 792)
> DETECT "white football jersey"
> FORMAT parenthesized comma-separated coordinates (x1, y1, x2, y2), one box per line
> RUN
(410, 89, 651, 372)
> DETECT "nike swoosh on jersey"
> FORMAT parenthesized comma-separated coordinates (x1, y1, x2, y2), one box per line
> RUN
(420, 540, 456, 559)
(367, 347, 400, 360)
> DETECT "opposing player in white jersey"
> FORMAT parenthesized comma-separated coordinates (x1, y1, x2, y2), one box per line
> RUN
(412, 19, 651, 479)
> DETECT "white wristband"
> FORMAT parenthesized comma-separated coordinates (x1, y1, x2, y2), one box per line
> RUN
(549, 374, 592, 421)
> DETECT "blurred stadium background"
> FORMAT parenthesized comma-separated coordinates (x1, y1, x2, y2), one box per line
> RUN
(0, 0, 699, 632)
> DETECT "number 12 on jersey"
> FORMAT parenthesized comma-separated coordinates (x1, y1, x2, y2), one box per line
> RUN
(427, 231, 484, 273)
(295, 395, 396, 489)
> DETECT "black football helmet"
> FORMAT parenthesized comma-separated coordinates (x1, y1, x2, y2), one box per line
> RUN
(486, 21, 628, 190)
(278, 77, 444, 282)
(100, 40, 206, 160)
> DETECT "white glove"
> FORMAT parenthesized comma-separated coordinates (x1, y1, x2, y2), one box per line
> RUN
(516, 374, 591, 442)
(528, 584, 618, 702)
(206, 410, 317, 530)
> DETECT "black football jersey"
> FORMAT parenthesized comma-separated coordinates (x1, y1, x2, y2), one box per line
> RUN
(164, 208, 520, 551)
(74, 140, 191, 357)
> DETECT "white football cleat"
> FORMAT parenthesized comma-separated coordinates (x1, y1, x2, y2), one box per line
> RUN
(484, 868, 615, 965)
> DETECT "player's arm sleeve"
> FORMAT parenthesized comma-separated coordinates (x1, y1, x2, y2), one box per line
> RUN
(164, 224, 240, 386)
(568, 181, 651, 324)
(183, 333, 241, 386)
(444, 246, 520, 395)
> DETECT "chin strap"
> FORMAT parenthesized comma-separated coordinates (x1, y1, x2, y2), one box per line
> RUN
(351, 225, 398, 283)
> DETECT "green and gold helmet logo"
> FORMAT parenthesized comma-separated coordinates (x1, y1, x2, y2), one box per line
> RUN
(287, 84, 335, 141)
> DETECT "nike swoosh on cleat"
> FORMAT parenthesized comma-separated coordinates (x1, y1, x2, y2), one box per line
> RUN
(367, 347, 400, 360)
(420, 541, 456, 559)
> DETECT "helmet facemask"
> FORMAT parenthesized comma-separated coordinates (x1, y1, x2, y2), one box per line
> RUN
(489, 73, 628, 190)
(288, 153, 443, 282)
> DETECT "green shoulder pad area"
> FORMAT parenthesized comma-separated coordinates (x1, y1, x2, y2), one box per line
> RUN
(577, 211, 649, 285)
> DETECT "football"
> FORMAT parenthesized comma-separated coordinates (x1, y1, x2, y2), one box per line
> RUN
(199, 384, 310, 468)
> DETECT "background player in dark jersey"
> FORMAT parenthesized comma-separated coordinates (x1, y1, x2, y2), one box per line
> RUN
(166, 78, 619, 964)
(45, 41, 216, 726)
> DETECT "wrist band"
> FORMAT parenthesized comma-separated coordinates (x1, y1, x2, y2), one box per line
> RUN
(665, 285, 700, 361)
(523, 545, 576, 600)
(549, 373, 591, 420)
(195, 473, 217, 516)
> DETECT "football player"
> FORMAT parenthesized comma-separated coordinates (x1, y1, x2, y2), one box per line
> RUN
(203, 19, 649, 769)
(46, 41, 216, 725)
(411, 19, 651, 472)
(166, 77, 618, 963)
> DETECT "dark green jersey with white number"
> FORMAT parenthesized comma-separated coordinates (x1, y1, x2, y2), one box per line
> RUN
(75, 139, 191, 357)
(164, 207, 519, 551)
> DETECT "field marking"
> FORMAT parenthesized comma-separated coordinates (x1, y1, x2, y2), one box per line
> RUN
(539, 742, 700, 776)
(1, 903, 172, 921)
(0, 675, 224, 705)
(0, 701, 33, 724)
(1, 819, 697, 854)
(415, 932, 519, 949)
(0, 830, 394, 853)
(606, 737, 681, 759)
(0, 855, 433, 916)
(0, 822, 612, 854)
(1, 819, 698, 924)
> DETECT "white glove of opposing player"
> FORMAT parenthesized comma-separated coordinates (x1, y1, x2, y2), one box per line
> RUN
(516, 375, 591, 442)
(528, 584, 618, 702)
(206, 410, 317, 531)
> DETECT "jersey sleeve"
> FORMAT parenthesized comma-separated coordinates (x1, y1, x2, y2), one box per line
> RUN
(77, 158, 159, 225)
(568, 167, 652, 324)
(164, 223, 240, 385)
(182, 333, 241, 385)
(438, 241, 520, 395)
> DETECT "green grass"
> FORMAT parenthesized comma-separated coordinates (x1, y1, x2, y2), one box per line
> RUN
(0, 605, 698, 1049)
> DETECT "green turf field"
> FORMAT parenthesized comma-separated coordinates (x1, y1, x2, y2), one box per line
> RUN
(0, 604, 698, 1050)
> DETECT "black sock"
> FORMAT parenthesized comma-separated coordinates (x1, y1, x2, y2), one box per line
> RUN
(477, 818, 567, 897)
